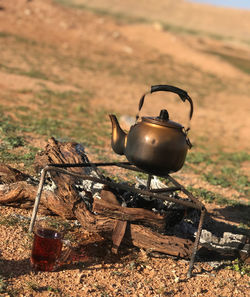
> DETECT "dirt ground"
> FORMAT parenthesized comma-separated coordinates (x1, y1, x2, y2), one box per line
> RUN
(0, 0, 249, 296)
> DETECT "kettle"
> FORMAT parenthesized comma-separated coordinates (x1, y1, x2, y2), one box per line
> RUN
(109, 85, 193, 175)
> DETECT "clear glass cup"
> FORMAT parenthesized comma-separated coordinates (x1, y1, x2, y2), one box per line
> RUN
(30, 218, 65, 272)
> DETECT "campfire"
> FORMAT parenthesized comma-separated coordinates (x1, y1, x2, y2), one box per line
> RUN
(0, 137, 248, 277)
(28, 140, 206, 277)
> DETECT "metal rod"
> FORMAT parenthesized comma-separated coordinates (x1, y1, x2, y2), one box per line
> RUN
(187, 207, 206, 278)
(166, 174, 204, 209)
(146, 174, 152, 190)
(28, 168, 48, 232)
(51, 163, 200, 208)
(150, 186, 181, 193)
(115, 164, 204, 208)
(115, 163, 148, 173)
(39, 166, 202, 210)
(49, 162, 131, 168)
(49, 163, 199, 203)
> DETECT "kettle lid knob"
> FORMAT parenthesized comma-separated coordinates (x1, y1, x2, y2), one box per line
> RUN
(159, 109, 169, 121)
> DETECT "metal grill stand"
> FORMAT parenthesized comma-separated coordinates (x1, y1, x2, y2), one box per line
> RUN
(29, 162, 206, 278)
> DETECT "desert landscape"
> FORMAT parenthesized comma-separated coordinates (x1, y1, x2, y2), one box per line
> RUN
(0, 0, 249, 296)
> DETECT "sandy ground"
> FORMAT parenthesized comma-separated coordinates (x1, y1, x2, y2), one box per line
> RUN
(0, 0, 249, 296)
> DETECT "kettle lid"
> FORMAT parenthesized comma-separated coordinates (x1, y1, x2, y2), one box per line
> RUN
(142, 109, 183, 129)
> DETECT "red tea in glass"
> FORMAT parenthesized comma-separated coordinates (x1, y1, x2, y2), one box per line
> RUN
(30, 224, 63, 272)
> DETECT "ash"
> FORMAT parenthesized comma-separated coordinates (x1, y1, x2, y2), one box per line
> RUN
(77, 174, 249, 259)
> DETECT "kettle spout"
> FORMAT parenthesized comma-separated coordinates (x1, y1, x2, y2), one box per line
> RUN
(109, 114, 127, 155)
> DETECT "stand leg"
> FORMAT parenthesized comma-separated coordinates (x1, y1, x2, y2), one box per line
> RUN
(28, 168, 47, 232)
(187, 208, 206, 278)
(147, 174, 152, 190)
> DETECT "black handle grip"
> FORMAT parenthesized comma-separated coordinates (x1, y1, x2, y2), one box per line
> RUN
(151, 85, 188, 101)
(138, 84, 193, 121)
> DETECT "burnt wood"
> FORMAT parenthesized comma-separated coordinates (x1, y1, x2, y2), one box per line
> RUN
(93, 194, 167, 233)
(0, 137, 194, 257)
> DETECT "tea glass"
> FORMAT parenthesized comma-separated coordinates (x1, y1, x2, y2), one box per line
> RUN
(30, 219, 65, 272)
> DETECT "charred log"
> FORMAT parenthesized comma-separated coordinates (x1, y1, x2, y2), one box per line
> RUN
(0, 137, 248, 261)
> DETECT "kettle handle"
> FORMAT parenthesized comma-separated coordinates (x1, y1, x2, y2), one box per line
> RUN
(137, 84, 193, 122)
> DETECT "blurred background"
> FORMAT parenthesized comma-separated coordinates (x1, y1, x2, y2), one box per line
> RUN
(0, 0, 249, 216)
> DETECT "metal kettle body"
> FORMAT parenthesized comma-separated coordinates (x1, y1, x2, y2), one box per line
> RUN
(125, 119, 189, 175)
(109, 85, 193, 176)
